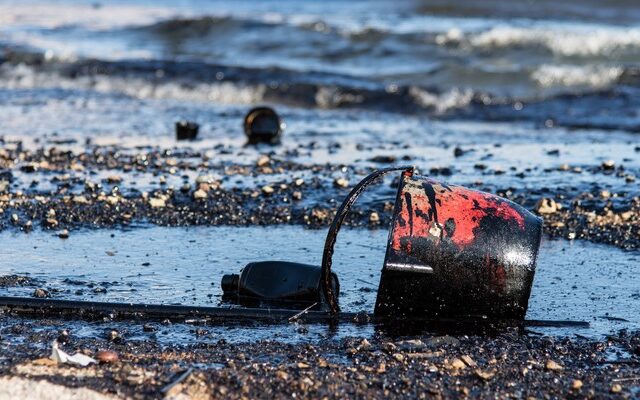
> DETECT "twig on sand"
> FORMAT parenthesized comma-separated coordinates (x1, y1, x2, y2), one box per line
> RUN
(288, 302, 318, 322)
(161, 367, 194, 395)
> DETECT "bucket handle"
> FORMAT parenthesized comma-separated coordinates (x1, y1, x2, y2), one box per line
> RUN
(320, 166, 414, 314)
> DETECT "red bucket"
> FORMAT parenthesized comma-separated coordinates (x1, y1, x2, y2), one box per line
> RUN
(321, 167, 543, 320)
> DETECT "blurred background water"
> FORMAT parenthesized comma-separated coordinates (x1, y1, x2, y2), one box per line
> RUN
(1, 0, 640, 130)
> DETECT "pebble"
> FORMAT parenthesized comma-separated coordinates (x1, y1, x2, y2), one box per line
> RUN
(475, 369, 495, 381)
(96, 350, 119, 363)
(572, 379, 583, 390)
(545, 360, 563, 371)
(449, 358, 466, 369)
(58, 229, 69, 239)
(193, 189, 208, 200)
(195, 174, 215, 184)
(369, 212, 380, 223)
(292, 191, 302, 201)
(148, 197, 166, 208)
(73, 195, 88, 204)
(33, 288, 49, 298)
(334, 178, 349, 188)
(535, 198, 558, 214)
(611, 384, 622, 393)
(256, 155, 270, 167)
(601, 160, 615, 170)
(107, 175, 122, 184)
(261, 185, 274, 195)
(461, 355, 477, 368)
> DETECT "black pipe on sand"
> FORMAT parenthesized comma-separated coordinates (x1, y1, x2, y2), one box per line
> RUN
(0, 296, 589, 329)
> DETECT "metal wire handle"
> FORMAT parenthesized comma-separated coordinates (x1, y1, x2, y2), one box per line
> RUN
(320, 166, 414, 314)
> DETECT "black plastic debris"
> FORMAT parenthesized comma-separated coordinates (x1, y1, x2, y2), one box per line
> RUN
(175, 120, 199, 141)
(222, 261, 339, 310)
(243, 107, 283, 145)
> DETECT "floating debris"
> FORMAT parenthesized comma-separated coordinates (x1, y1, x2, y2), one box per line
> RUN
(175, 120, 199, 141)
(244, 107, 283, 145)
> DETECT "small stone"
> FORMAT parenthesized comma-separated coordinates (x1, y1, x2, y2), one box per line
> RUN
(193, 189, 208, 200)
(358, 338, 371, 351)
(107, 330, 120, 342)
(106, 196, 119, 206)
(297, 362, 310, 369)
(256, 155, 270, 167)
(600, 190, 611, 199)
(369, 212, 380, 223)
(276, 370, 289, 380)
(601, 160, 615, 170)
(567, 232, 576, 240)
(461, 355, 477, 368)
(611, 384, 622, 393)
(625, 174, 636, 183)
(450, 358, 466, 369)
(33, 288, 49, 298)
(73, 195, 88, 204)
(96, 350, 119, 363)
(292, 191, 302, 201)
(143, 323, 156, 332)
(545, 359, 563, 371)
(107, 175, 122, 184)
(0, 180, 9, 193)
(294, 178, 305, 187)
(535, 198, 558, 214)
(392, 353, 405, 362)
(475, 369, 495, 381)
(58, 229, 69, 239)
(334, 178, 349, 188)
(261, 185, 274, 195)
(195, 174, 215, 184)
(572, 379, 583, 390)
(148, 197, 166, 208)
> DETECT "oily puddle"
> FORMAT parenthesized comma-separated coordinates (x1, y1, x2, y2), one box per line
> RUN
(0, 226, 638, 343)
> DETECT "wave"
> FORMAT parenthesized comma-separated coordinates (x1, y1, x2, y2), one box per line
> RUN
(436, 24, 640, 57)
(2, 55, 639, 133)
(531, 65, 624, 88)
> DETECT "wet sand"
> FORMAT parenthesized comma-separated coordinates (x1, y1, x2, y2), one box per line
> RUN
(1, 143, 638, 250)
(0, 317, 639, 399)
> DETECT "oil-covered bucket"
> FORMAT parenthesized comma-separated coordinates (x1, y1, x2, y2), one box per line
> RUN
(321, 166, 543, 320)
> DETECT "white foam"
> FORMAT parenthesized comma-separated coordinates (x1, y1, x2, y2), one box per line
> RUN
(408, 87, 474, 114)
(0, 64, 266, 104)
(436, 24, 640, 57)
(532, 64, 623, 88)
(0, 3, 177, 31)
